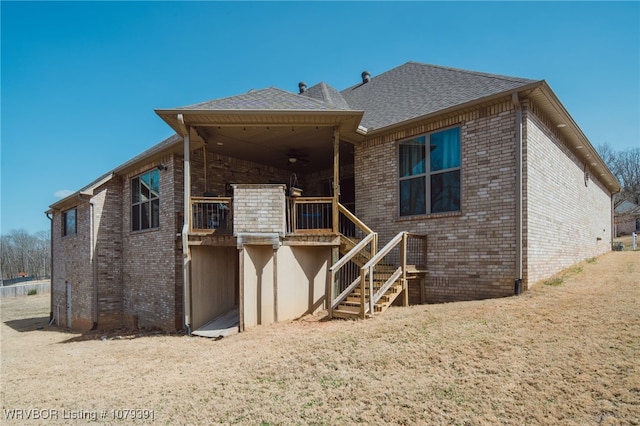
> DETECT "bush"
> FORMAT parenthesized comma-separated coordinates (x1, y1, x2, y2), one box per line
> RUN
(27, 289, 37, 296)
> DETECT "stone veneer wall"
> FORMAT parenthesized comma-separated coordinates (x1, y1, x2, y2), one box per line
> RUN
(523, 101, 612, 286)
(355, 99, 519, 302)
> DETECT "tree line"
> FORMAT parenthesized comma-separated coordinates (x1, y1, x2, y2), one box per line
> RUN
(598, 145, 640, 205)
(1, 229, 51, 283)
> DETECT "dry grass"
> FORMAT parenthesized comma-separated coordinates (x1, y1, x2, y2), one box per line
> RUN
(614, 234, 639, 252)
(1, 251, 639, 425)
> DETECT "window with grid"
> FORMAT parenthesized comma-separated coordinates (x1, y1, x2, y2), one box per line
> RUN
(399, 127, 461, 216)
(131, 169, 160, 231)
(63, 208, 77, 236)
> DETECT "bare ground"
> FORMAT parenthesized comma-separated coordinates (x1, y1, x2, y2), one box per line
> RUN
(1, 250, 639, 425)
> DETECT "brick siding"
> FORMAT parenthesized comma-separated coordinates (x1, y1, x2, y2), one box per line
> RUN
(523, 102, 612, 286)
(356, 100, 520, 302)
(232, 184, 286, 235)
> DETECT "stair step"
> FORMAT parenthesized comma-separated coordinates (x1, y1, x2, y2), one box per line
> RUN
(346, 294, 390, 303)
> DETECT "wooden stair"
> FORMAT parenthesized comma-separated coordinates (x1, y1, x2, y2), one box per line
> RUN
(331, 226, 429, 321)
(339, 234, 371, 267)
(332, 264, 404, 320)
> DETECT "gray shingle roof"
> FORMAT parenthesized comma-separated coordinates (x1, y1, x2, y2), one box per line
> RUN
(300, 82, 351, 110)
(169, 62, 540, 131)
(339, 61, 540, 130)
(176, 87, 349, 111)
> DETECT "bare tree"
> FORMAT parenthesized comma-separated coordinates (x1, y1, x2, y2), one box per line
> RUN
(0, 229, 51, 282)
(598, 144, 640, 205)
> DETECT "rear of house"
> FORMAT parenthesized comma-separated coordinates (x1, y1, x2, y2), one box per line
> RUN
(48, 62, 619, 333)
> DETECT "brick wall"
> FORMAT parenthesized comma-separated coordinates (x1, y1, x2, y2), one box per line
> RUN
(121, 155, 181, 330)
(191, 148, 294, 197)
(355, 100, 519, 302)
(232, 184, 286, 235)
(51, 201, 93, 330)
(190, 146, 344, 198)
(93, 177, 124, 328)
(523, 102, 612, 286)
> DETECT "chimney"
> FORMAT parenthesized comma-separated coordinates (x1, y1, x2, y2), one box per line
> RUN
(298, 82, 307, 94)
(361, 71, 371, 83)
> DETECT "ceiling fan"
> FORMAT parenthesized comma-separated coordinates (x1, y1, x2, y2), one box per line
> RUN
(285, 148, 309, 165)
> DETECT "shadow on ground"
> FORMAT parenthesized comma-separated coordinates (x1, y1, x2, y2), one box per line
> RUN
(4, 316, 51, 332)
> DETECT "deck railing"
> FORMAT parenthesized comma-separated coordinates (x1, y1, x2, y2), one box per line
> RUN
(329, 232, 428, 319)
(333, 204, 377, 295)
(191, 196, 233, 233)
(286, 197, 334, 234)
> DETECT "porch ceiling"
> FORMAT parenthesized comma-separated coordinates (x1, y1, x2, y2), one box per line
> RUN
(155, 109, 363, 173)
(197, 125, 354, 173)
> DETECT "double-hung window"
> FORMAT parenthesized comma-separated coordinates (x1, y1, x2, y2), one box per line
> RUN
(131, 169, 160, 231)
(399, 127, 461, 216)
(63, 208, 77, 236)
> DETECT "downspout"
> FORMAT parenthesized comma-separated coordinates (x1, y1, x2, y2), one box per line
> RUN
(90, 201, 98, 330)
(46, 211, 55, 326)
(178, 114, 192, 335)
(512, 93, 524, 294)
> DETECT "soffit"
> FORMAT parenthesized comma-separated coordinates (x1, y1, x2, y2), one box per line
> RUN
(528, 84, 620, 193)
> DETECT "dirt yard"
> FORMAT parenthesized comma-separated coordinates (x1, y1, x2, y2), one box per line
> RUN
(1, 250, 639, 425)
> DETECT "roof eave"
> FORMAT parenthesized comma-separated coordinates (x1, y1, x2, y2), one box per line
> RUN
(533, 82, 621, 193)
(49, 173, 114, 211)
(155, 108, 364, 136)
(353, 81, 545, 140)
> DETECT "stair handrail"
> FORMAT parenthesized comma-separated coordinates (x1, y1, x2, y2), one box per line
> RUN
(338, 203, 374, 236)
(360, 231, 408, 317)
(329, 232, 377, 273)
(329, 233, 376, 317)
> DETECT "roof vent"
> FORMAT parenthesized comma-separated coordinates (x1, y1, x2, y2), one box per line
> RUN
(361, 71, 371, 83)
(298, 82, 307, 94)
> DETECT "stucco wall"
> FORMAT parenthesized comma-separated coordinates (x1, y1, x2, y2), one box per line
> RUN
(242, 245, 330, 328)
(190, 246, 238, 329)
(523, 103, 612, 286)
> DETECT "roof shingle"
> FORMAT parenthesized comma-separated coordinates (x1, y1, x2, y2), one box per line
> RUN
(339, 61, 540, 130)
(176, 87, 348, 111)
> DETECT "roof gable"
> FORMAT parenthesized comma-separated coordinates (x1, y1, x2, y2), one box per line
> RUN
(300, 82, 351, 110)
(340, 61, 540, 130)
(175, 87, 350, 112)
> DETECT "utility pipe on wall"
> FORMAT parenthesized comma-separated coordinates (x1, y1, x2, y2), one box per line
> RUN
(46, 211, 55, 325)
(90, 201, 98, 330)
(178, 114, 192, 335)
(512, 93, 524, 293)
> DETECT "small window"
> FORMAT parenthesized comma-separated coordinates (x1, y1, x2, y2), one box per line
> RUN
(63, 209, 77, 236)
(131, 169, 160, 231)
(399, 127, 461, 216)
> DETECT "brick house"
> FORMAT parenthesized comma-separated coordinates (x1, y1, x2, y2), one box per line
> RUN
(614, 200, 640, 236)
(48, 62, 620, 334)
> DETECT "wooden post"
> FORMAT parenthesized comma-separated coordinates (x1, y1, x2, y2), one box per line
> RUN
(402, 232, 408, 307)
(332, 127, 340, 234)
(421, 235, 428, 304)
(273, 248, 278, 323)
(368, 266, 374, 316)
(238, 248, 245, 332)
(360, 267, 366, 319)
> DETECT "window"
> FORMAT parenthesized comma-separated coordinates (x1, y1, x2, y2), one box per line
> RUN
(63, 209, 77, 236)
(399, 127, 461, 216)
(131, 169, 160, 231)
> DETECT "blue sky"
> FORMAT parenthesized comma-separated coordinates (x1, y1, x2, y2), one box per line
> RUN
(2, 1, 639, 235)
